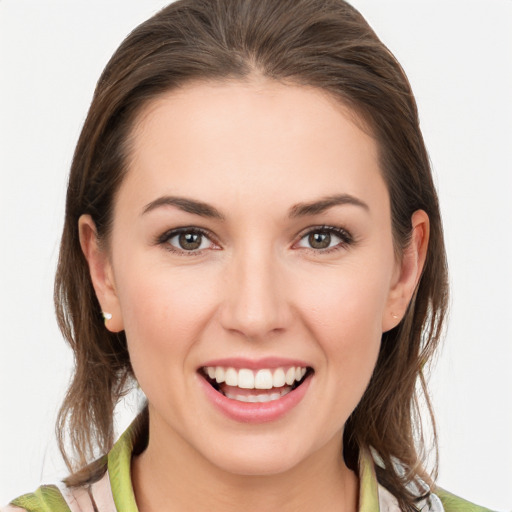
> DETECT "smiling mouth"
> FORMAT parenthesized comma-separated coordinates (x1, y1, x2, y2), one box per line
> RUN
(200, 366, 313, 403)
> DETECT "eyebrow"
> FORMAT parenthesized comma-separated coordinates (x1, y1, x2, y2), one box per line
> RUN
(142, 196, 225, 219)
(142, 193, 368, 220)
(289, 194, 369, 217)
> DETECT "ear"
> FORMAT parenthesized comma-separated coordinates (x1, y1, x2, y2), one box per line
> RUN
(382, 210, 430, 332)
(78, 214, 124, 333)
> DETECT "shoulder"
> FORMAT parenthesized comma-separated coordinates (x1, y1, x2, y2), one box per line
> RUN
(1, 506, 27, 512)
(3, 485, 70, 512)
(377, 481, 495, 512)
(4, 470, 115, 512)
(3, 414, 143, 512)
(435, 488, 497, 512)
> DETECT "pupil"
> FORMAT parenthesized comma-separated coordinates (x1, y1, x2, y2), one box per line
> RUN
(179, 232, 202, 250)
(309, 232, 330, 249)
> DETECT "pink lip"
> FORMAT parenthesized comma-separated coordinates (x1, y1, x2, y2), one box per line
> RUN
(200, 357, 311, 370)
(198, 371, 312, 424)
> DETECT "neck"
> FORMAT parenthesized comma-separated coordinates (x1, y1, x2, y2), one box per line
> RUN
(131, 414, 358, 512)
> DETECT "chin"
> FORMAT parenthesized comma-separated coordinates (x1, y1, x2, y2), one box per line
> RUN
(209, 448, 307, 477)
(194, 428, 324, 478)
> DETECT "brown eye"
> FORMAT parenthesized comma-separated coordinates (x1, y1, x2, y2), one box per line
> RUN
(295, 226, 353, 252)
(308, 232, 331, 249)
(178, 232, 203, 250)
(161, 228, 214, 253)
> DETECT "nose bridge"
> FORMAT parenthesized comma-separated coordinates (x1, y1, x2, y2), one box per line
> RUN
(220, 240, 289, 339)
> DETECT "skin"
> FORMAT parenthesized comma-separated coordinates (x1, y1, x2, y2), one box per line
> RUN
(80, 79, 429, 512)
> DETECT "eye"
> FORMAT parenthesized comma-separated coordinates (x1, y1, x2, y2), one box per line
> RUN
(157, 227, 217, 254)
(295, 226, 353, 252)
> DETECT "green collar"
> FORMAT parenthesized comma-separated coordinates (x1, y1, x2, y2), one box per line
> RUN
(107, 422, 380, 512)
(107, 423, 139, 512)
(9, 419, 493, 512)
(358, 449, 381, 511)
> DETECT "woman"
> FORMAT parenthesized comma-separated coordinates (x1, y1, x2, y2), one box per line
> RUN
(3, 1, 497, 511)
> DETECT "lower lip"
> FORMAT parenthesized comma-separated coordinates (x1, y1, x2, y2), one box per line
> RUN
(198, 373, 312, 423)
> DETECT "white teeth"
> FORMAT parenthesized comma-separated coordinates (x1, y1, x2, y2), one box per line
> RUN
(254, 369, 273, 389)
(256, 393, 273, 403)
(204, 365, 309, 390)
(272, 368, 286, 387)
(224, 386, 293, 403)
(225, 367, 238, 386)
(238, 369, 255, 389)
(285, 367, 296, 385)
(214, 367, 225, 383)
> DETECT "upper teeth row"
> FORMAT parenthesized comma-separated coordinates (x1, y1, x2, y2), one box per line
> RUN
(204, 366, 307, 389)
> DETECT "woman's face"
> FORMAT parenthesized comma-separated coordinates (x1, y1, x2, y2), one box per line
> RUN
(85, 80, 417, 476)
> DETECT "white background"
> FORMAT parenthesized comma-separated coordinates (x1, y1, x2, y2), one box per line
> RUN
(1, 0, 511, 510)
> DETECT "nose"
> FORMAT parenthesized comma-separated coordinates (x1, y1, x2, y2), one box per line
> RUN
(218, 246, 291, 340)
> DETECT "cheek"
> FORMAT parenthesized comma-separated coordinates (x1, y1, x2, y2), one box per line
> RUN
(114, 259, 220, 369)
(312, 287, 382, 386)
(298, 264, 390, 342)
(294, 262, 391, 391)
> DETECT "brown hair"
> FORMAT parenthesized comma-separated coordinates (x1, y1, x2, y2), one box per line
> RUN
(55, 0, 448, 509)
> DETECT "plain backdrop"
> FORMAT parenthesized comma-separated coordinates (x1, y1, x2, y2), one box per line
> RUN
(1, 1, 511, 510)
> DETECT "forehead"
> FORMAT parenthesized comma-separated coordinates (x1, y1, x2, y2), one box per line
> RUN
(119, 79, 387, 217)
(132, 79, 371, 155)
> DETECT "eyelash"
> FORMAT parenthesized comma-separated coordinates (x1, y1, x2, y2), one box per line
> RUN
(156, 225, 354, 256)
(294, 225, 355, 254)
(156, 227, 217, 256)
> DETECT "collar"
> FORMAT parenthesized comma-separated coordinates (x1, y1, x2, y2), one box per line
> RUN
(106, 422, 386, 512)
(107, 423, 138, 512)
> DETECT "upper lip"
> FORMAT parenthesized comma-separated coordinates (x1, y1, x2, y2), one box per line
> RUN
(199, 357, 312, 370)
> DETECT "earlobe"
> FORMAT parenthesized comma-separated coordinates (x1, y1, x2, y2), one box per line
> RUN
(78, 215, 124, 332)
(382, 210, 430, 332)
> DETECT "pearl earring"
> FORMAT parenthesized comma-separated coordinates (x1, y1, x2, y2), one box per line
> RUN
(102, 311, 113, 322)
